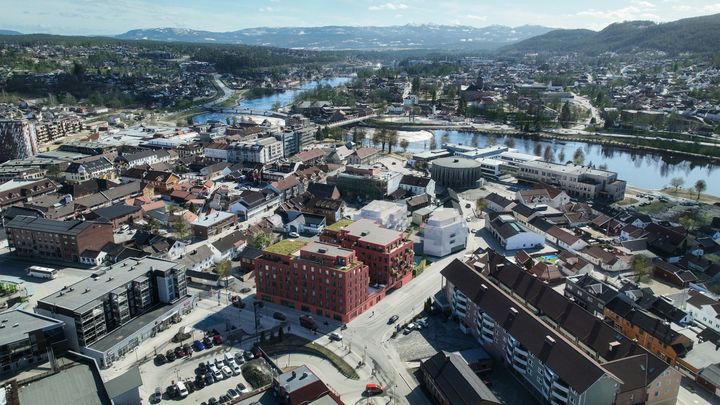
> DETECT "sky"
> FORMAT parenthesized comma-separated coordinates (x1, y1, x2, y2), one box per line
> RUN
(3, 0, 720, 35)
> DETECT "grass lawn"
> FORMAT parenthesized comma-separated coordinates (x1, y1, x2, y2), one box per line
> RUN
(637, 201, 673, 214)
(260, 334, 359, 379)
(616, 197, 639, 206)
(660, 188, 720, 204)
(264, 240, 309, 256)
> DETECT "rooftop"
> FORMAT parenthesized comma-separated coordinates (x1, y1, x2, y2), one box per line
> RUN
(264, 239, 309, 256)
(5, 215, 98, 235)
(343, 218, 402, 246)
(38, 257, 179, 312)
(18, 355, 110, 405)
(519, 160, 616, 178)
(0, 309, 63, 346)
(275, 365, 319, 394)
(432, 157, 482, 169)
(191, 211, 235, 227)
(324, 218, 353, 232)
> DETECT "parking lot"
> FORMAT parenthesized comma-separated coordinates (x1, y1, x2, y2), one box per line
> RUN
(390, 314, 477, 362)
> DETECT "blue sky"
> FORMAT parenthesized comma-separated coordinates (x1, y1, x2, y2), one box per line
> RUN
(3, 0, 720, 35)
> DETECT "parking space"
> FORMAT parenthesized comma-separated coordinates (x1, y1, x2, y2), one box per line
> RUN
(391, 314, 477, 362)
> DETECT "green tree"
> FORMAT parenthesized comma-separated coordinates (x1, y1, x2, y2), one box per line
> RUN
(387, 130, 399, 153)
(543, 145, 555, 162)
(400, 138, 410, 152)
(441, 132, 450, 145)
(670, 177, 684, 192)
(558, 150, 566, 163)
(470, 134, 479, 147)
(475, 198, 486, 216)
(533, 143, 543, 157)
(215, 259, 232, 288)
(486, 135, 496, 147)
(252, 231, 272, 250)
(352, 127, 366, 145)
(631, 254, 652, 283)
(172, 217, 191, 241)
(411, 76, 421, 93)
(146, 217, 161, 234)
(505, 137, 515, 148)
(573, 147, 585, 165)
(694, 179, 707, 200)
(61, 92, 76, 105)
(375, 128, 388, 152)
(560, 101, 572, 127)
(429, 136, 438, 150)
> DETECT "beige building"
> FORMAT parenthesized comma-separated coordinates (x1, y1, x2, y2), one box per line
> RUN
(517, 160, 626, 202)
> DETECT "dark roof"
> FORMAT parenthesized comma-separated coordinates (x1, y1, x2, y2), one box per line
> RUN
(400, 174, 431, 188)
(65, 156, 113, 174)
(212, 231, 244, 253)
(6, 215, 99, 235)
(602, 355, 649, 393)
(104, 367, 142, 398)
(699, 363, 720, 388)
(91, 203, 141, 221)
(605, 296, 685, 347)
(529, 217, 554, 233)
(441, 259, 611, 393)
(420, 351, 499, 405)
(239, 246, 263, 260)
(477, 252, 673, 384)
(406, 193, 431, 208)
(484, 192, 513, 210)
(511, 203, 537, 218)
(307, 183, 339, 199)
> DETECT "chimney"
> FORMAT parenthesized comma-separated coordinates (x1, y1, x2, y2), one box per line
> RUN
(609, 341, 621, 352)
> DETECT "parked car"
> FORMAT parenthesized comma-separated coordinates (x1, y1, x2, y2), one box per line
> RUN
(388, 315, 399, 324)
(154, 354, 166, 365)
(329, 332, 343, 341)
(208, 397, 218, 405)
(272, 311, 287, 321)
(403, 323, 416, 334)
(183, 344, 193, 355)
(416, 318, 428, 328)
(165, 385, 178, 399)
(193, 339, 205, 351)
(202, 336, 213, 348)
(194, 375, 205, 389)
(213, 367, 224, 381)
(239, 287, 252, 294)
(236, 383, 249, 394)
(219, 394, 230, 403)
(227, 388, 240, 400)
(213, 335, 223, 345)
(299, 315, 318, 331)
(243, 350, 254, 361)
(234, 351, 245, 364)
(185, 380, 195, 394)
(221, 366, 232, 378)
(204, 372, 214, 385)
(288, 232, 300, 238)
(366, 383, 384, 396)
(198, 362, 207, 374)
(152, 387, 162, 403)
(165, 350, 176, 362)
(233, 299, 246, 309)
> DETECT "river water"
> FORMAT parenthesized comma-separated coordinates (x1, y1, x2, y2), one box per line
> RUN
(192, 77, 719, 196)
(193, 77, 352, 124)
(404, 130, 720, 196)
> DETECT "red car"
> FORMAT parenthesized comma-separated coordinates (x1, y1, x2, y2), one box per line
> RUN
(213, 335, 223, 345)
(366, 384, 384, 396)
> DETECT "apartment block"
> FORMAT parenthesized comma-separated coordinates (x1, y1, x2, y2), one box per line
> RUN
(228, 137, 284, 164)
(441, 253, 681, 405)
(0, 119, 38, 164)
(517, 160, 626, 202)
(6, 215, 114, 263)
(321, 218, 414, 289)
(255, 240, 373, 322)
(35, 257, 188, 365)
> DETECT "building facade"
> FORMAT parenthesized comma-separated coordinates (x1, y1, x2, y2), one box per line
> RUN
(0, 119, 38, 164)
(35, 257, 187, 354)
(321, 219, 414, 289)
(256, 240, 374, 322)
(430, 157, 484, 190)
(517, 161, 626, 202)
(0, 309, 66, 373)
(228, 137, 284, 164)
(6, 215, 114, 263)
(423, 208, 468, 257)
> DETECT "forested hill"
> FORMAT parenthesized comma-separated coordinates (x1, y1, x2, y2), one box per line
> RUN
(504, 13, 720, 54)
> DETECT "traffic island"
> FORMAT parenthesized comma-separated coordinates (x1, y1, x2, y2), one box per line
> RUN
(259, 334, 360, 380)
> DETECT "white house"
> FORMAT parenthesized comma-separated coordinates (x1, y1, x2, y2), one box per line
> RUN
(423, 208, 468, 257)
(546, 226, 588, 251)
(399, 175, 435, 196)
(178, 245, 214, 272)
(685, 290, 720, 333)
(486, 213, 545, 251)
(209, 231, 246, 263)
(79, 250, 107, 266)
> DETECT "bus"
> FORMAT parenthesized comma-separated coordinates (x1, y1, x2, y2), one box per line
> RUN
(26, 266, 59, 279)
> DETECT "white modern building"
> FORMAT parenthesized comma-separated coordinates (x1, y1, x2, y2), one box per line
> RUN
(475, 158, 504, 179)
(486, 213, 544, 251)
(228, 137, 284, 164)
(517, 161, 626, 202)
(355, 200, 409, 231)
(423, 208, 467, 257)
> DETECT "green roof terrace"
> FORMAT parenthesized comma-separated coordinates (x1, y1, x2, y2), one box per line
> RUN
(324, 218, 354, 232)
(264, 239, 309, 256)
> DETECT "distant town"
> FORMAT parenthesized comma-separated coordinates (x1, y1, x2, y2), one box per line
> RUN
(1, 11, 720, 405)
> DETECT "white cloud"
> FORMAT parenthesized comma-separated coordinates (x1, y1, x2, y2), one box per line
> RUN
(368, 2, 408, 11)
(259, 6, 273, 12)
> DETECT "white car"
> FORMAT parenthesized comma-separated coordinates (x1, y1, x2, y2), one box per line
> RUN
(176, 381, 188, 398)
(221, 366, 233, 378)
(329, 332, 343, 341)
(234, 351, 245, 364)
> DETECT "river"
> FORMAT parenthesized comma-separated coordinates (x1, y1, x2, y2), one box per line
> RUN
(193, 77, 352, 124)
(401, 130, 720, 196)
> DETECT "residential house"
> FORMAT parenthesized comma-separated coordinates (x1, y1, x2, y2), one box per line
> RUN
(65, 156, 115, 183)
(191, 211, 237, 239)
(399, 175, 435, 196)
(228, 189, 281, 221)
(485, 213, 544, 251)
(420, 351, 500, 405)
(346, 147, 381, 165)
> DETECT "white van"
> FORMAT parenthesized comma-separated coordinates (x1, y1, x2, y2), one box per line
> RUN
(176, 381, 188, 398)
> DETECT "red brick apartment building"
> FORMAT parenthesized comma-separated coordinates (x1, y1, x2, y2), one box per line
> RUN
(320, 218, 414, 289)
(255, 240, 378, 322)
(6, 215, 114, 263)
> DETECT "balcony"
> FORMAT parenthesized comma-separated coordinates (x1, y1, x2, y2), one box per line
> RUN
(551, 389, 569, 402)
(552, 381, 570, 395)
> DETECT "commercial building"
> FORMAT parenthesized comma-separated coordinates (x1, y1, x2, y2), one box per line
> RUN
(441, 254, 681, 405)
(191, 211, 237, 239)
(517, 160, 626, 202)
(6, 215, 114, 263)
(423, 208, 468, 257)
(354, 200, 409, 231)
(271, 364, 343, 405)
(475, 158, 504, 180)
(0, 119, 38, 164)
(64, 156, 116, 183)
(0, 309, 65, 373)
(228, 137, 284, 164)
(35, 257, 188, 366)
(430, 157, 484, 190)
(321, 218, 414, 289)
(334, 165, 402, 200)
(0, 178, 58, 211)
(255, 240, 374, 322)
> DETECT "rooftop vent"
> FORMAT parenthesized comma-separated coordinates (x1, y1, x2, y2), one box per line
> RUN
(480, 284, 488, 291)
(13, 323, 19, 328)
(609, 341, 621, 352)
(360, 231, 368, 237)
(83, 288, 90, 294)
(1, 319, 6, 323)
(300, 372, 308, 379)
(453, 159, 459, 163)
(318, 248, 326, 254)
(0, 325, 4, 329)
(545, 335, 556, 345)
(509, 307, 519, 316)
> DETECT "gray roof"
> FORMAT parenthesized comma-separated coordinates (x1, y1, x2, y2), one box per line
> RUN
(421, 351, 499, 405)
(700, 363, 720, 387)
(5, 215, 96, 235)
(38, 257, 180, 312)
(18, 356, 110, 405)
(432, 157, 482, 169)
(275, 365, 319, 394)
(0, 309, 64, 346)
(343, 218, 401, 246)
(104, 366, 142, 398)
(92, 203, 140, 221)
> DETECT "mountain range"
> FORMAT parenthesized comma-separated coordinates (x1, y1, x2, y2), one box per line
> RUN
(115, 24, 553, 50)
(504, 13, 720, 54)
